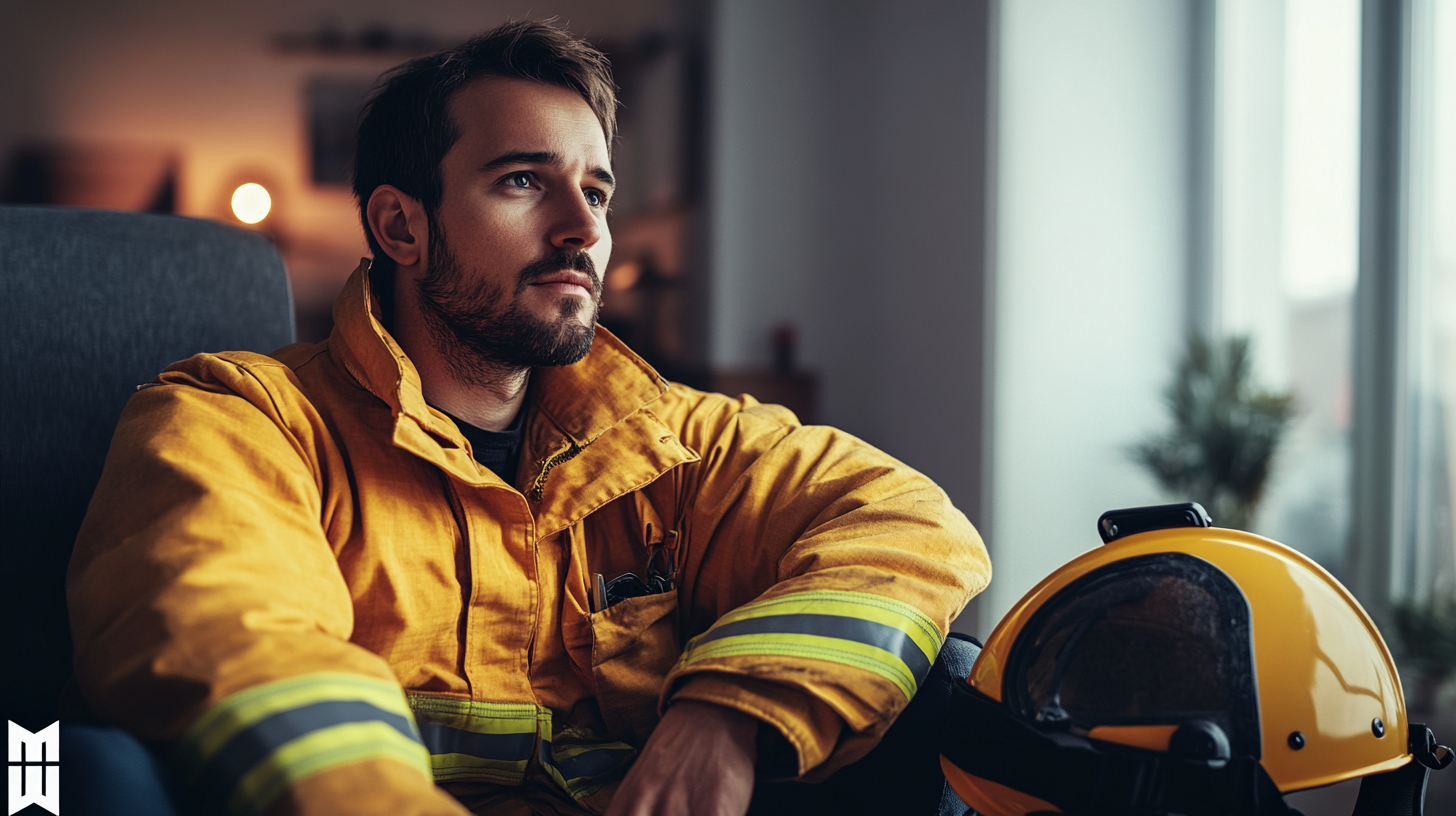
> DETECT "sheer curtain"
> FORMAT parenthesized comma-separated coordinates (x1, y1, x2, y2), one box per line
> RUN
(1210, 0, 1363, 576)
(1396, 0, 1456, 603)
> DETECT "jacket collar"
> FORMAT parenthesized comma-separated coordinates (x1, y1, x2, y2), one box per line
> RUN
(328, 259, 685, 494)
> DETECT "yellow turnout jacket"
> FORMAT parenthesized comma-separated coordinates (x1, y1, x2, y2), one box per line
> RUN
(67, 261, 990, 815)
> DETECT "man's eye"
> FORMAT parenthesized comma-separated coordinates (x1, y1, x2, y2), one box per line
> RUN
(585, 189, 607, 207)
(506, 173, 532, 188)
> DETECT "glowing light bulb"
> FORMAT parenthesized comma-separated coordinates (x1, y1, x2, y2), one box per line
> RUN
(231, 183, 272, 224)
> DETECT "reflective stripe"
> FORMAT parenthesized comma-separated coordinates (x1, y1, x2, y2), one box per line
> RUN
(677, 590, 944, 699)
(229, 721, 427, 816)
(418, 724, 537, 760)
(417, 724, 536, 783)
(202, 701, 417, 793)
(547, 742, 635, 780)
(408, 696, 541, 784)
(694, 613, 933, 683)
(177, 674, 429, 816)
(539, 735, 637, 800)
(180, 673, 421, 777)
(408, 696, 636, 796)
(697, 591, 944, 660)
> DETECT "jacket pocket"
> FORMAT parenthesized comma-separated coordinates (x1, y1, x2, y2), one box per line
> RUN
(589, 588, 680, 746)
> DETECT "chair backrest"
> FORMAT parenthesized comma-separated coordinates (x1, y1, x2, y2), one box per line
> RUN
(0, 205, 294, 729)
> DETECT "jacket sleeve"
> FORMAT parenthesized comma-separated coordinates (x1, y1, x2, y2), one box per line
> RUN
(67, 355, 466, 816)
(657, 391, 991, 779)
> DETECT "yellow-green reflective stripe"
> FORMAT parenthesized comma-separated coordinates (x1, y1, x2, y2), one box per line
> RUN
(179, 673, 416, 782)
(542, 767, 613, 801)
(681, 591, 943, 698)
(712, 591, 943, 661)
(195, 699, 422, 814)
(408, 696, 541, 732)
(551, 741, 627, 762)
(227, 720, 430, 816)
(681, 633, 921, 698)
(405, 697, 637, 797)
(700, 612, 937, 683)
(539, 738, 636, 800)
(428, 753, 530, 783)
(408, 696, 544, 785)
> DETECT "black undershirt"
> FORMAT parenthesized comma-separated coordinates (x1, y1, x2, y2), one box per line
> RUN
(445, 407, 526, 486)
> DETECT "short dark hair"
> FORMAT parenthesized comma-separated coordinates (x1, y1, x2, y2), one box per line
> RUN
(352, 20, 617, 290)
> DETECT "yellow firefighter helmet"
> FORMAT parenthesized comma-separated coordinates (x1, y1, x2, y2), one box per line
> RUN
(941, 503, 1452, 816)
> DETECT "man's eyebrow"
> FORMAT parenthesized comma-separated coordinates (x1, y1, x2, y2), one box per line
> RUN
(480, 150, 559, 172)
(589, 167, 616, 191)
(480, 150, 616, 191)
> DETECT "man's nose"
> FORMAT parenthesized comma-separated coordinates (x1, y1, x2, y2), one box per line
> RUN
(548, 190, 603, 250)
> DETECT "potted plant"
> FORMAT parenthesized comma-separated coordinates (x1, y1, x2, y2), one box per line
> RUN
(1132, 334, 1295, 531)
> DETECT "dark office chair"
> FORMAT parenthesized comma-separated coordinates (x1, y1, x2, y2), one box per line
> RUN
(0, 205, 293, 814)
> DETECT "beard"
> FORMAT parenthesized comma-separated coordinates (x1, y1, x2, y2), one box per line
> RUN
(415, 225, 602, 385)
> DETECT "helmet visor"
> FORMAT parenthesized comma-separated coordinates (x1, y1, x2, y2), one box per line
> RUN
(1004, 552, 1260, 759)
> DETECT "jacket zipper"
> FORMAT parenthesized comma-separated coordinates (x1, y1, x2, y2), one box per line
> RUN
(528, 440, 583, 502)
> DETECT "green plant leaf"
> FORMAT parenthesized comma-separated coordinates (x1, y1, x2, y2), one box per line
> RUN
(1130, 333, 1295, 530)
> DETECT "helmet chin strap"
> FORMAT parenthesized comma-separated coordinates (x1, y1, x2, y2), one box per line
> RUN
(940, 680, 1449, 816)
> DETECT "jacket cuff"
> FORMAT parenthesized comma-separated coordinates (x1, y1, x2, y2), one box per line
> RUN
(668, 673, 843, 777)
(176, 672, 432, 816)
(260, 756, 467, 816)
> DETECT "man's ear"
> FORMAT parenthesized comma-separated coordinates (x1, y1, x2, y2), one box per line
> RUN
(366, 185, 428, 268)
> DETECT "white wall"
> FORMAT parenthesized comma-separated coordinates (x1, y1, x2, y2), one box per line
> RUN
(708, 0, 995, 601)
(986, 0, 1193, 625)
(707, 0, 1200, 635)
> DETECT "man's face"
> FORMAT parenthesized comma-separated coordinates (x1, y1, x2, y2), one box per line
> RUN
(417, 77, 613, 376)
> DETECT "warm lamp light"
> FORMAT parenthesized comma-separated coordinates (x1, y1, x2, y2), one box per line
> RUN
(230, 183, 272, 224)
(606, 261, 642, 291)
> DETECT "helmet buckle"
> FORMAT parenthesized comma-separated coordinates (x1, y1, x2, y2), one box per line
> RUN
(1033, 702, 1072, 729)
(1169, 719, 1231, 770)
(1410, 723, 1454, 771)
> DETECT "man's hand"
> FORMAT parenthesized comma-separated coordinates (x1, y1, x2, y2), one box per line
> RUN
(605, 700, 759, 816)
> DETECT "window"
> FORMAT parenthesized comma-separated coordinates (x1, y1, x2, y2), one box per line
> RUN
(1207, 0, 1454, 610)
(1393, 0, 1456, 602)
(1210, 0, 1363, 574)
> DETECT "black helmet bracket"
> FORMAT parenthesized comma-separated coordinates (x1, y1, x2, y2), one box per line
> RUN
(941, 679, 1293, 815)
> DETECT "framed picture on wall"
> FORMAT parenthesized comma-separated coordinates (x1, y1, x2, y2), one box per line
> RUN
(307, 77, 375, 186)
